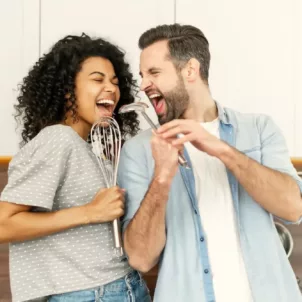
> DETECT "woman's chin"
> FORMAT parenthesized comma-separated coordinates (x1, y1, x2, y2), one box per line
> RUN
(94, 112, 113, 121)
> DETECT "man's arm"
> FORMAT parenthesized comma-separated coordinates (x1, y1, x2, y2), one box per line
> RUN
(124, 177, 170, 272)
(118, 134, 180, 272)
(219, 146, 302, 222)
(157, 116, 302, 223)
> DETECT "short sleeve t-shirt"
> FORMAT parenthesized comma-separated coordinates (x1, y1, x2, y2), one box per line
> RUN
(1, 125, 131, 302)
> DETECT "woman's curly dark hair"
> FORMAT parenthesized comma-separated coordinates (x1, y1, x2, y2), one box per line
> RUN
(15, 33, 140, 145)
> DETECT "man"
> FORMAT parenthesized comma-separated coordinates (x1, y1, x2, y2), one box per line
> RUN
(117, 24, 302, 302)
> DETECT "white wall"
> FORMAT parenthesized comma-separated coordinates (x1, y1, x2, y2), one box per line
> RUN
(1, 0, 302, 156)
(293, 0, 302, 155)
(0, 0, 39, 155)
(39, 0, 174, 131)
(176, 0, 302, 155)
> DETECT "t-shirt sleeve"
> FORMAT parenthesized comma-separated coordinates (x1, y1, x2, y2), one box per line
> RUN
(0, 127, 72, 211)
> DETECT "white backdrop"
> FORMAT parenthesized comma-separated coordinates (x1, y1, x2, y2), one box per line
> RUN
(1, 0, 302, 156)
(0, 0, 40, 155)
(177, 0, 302, 155)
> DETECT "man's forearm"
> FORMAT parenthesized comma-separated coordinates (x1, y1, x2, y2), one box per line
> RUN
(124, 177, 170, 272)
(219, 145, 302, 221)
(0, 205, 89, 243)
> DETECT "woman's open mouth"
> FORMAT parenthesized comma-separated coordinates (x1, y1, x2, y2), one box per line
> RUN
(96, 99, 115, 117)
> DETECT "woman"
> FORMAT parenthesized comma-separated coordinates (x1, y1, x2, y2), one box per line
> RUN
(0, 34, 151, 302)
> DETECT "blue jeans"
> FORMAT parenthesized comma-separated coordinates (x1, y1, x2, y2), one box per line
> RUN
(48, 271, 152, 302)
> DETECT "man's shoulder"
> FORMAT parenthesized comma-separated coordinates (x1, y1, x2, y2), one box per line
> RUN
(224, 106, 272, 128)
(123, 128, 153, 149)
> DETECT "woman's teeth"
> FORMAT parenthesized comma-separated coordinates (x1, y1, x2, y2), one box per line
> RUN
(96, 99, 114, 106)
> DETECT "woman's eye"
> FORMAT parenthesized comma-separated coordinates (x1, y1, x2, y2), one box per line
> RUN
(94, 79, 103, 82)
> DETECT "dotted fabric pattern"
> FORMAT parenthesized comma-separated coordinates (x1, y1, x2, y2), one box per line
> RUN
(1, 125, 131, 302)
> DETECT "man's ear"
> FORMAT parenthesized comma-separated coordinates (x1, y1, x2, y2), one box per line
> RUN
(182, 58, 200, 82)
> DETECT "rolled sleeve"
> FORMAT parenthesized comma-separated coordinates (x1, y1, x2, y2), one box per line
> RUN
(117, 138, 151, 233)
(258, 115, 302, 224)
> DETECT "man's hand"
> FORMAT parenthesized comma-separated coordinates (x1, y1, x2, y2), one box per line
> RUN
(157, 119, 228, 158)
(151, 132, 182, 183)
(157, 120, 302, 223)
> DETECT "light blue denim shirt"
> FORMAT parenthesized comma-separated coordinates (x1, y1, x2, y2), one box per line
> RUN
(117, 103, 302, 302)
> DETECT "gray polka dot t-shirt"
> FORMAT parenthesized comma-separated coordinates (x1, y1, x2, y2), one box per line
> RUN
(0, 125, 132, 302)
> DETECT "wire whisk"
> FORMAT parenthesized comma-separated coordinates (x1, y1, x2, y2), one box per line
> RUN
(90, 117, 124, 256)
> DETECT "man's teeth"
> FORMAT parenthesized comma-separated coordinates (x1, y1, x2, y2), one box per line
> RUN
(149, 94, 161, 99)
(96, 99, 114, 105)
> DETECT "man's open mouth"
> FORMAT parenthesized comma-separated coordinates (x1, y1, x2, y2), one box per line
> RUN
(148, 93, 165, 114)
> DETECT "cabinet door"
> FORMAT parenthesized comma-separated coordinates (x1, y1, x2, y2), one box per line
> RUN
(40, 0, 174, 130)
(0, 0, 39, 155)
(176, 0, 301, 155)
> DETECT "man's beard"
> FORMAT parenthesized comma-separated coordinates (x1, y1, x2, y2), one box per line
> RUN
(158, 76, 190, 125)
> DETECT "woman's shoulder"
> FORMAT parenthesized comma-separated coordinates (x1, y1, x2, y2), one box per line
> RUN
(31, 124, 77, 150)
(11, 125, 75, 166)
(37, 124, 75, 141)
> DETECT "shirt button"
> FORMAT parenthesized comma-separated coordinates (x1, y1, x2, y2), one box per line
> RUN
(204, 269, 209, 274)
(200, 237, 204, 242)
(194, 210, 198, 214)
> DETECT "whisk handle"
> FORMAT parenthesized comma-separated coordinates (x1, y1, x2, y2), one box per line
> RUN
(113, 219, 124, 256)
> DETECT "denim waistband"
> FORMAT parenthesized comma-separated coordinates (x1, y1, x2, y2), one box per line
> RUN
(102, 270, 142, 293)
(47, 270, 148, 301)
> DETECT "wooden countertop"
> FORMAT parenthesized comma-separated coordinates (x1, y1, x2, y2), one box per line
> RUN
(0, 157, 11, 166)
(0, 157, 11, 172)
(291, 157, 302, 171)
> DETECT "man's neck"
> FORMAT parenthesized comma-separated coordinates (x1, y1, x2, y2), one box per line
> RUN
(182, 89, 218, 122)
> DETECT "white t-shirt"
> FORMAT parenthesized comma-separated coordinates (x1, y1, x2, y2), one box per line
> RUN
(185, 119, 253, 302)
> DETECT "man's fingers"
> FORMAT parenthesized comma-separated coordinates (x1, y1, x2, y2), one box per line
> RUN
(157, 119, 186, 133)
(171, 134, 195, 146)
(160, 126, 191, 139)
